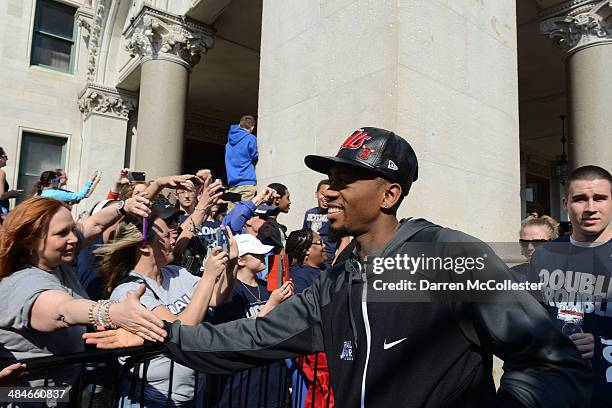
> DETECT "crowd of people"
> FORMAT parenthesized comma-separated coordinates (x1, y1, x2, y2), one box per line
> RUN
(0, 119, 609, 408)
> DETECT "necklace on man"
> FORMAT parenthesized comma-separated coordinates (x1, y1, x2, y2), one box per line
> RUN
(240, 280, 262, 302)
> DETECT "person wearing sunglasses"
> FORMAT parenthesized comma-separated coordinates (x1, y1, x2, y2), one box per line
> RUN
(510, 215, 559, 283)
(0, 147, 23, 219)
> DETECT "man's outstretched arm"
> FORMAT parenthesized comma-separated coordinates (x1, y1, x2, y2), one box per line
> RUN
(163, 278, 325, 375)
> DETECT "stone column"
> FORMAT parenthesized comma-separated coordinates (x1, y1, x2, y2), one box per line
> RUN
(540, 0, 612, 170)
(77, 84, 138, 210)
(123, 6, 214, 179)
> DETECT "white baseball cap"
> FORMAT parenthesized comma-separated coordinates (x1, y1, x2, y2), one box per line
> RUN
(235, 234, 273, 257)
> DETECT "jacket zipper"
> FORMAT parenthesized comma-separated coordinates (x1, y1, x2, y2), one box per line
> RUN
(360, 263, 371, 408)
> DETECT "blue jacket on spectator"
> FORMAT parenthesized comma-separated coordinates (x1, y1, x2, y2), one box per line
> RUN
(40, 179, 93, 203)
(224, 125, 258, 188)
(222, 200, 256, 234)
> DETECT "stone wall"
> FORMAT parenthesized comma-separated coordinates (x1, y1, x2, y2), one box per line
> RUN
(256, 0, 521, 241)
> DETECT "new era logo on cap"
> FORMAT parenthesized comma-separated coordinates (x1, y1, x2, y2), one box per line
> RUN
(388, 160, 398, 171)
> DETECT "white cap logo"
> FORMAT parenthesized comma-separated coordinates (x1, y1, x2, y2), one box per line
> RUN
(388, 160, 398, 171)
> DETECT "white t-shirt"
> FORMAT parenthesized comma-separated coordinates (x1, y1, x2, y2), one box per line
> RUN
(110, 265, 203, 404)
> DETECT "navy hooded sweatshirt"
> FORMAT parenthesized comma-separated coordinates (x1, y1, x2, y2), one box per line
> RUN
(225, 124, 258, 188)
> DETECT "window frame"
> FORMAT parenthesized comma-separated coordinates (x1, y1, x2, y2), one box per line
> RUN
(30, 0, 77, 74)
(15, 129, 69, 204)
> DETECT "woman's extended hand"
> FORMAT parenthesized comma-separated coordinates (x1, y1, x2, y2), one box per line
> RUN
(83, 328, 145, 349)
(109, 285, 167, 342)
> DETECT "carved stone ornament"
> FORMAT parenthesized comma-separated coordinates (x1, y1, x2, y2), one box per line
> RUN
(78, 84, 138, 120)
(540, 0, 612, 54)
(123, 6, 214, 70)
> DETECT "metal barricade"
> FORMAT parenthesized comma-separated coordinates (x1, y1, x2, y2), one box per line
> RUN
(0, 348, 333, 408)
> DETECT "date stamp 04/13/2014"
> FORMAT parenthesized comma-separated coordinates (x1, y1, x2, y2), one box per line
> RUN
(0, 387, 70, 403)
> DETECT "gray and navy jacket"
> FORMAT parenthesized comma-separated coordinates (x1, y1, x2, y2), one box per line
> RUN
(162, 218, 592, 407)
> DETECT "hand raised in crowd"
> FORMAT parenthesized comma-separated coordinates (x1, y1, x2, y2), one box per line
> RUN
(84, 327, 145, 349)
(270, 280, 294, 306)
(194, 177, 224, 212)
(203, 246, 230, 282)
(257, 280, 294, 318)
(108, 284, 166, 342)
(193, 169, 212, 187)
(153, 174, 194, 190)
(569, 332, 595, 360)
(116, 168, 131, 185)
(0, 363, 27, 386)
(224, 226, 239, 264)
(124, 195, 152, 218)
(252, 186, 278, 206)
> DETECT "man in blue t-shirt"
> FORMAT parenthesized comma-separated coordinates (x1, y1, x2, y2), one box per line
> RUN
(303, 179, 342, 264)
(528, 165, 612, 408)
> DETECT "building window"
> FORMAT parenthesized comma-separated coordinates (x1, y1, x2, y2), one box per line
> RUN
(17, 132, 67, 202)
(30, 0, 77, 73)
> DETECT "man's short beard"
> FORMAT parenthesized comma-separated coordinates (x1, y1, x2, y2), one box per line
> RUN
(329, 225, 350, 241)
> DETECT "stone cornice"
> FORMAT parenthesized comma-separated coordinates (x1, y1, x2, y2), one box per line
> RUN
(78, 83, 138, 120)
(123, 6, 215, 70)
(540, 0, 612, 54)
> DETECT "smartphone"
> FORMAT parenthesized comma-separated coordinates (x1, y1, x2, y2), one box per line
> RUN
(216, 229, 229, 253)
(214, 179, 227, 193)
(128, 171, 146, 182)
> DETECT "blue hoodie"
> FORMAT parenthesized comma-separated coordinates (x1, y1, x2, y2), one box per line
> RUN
(224, 124, 258, 188)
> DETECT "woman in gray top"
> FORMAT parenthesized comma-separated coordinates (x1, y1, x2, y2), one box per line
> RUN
(0, 196, 166, 407)
(94, 211, 237, 407)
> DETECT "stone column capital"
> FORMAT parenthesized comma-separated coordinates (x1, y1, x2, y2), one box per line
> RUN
(540, 0, 612, 54)
(78, 83, 138, 120)
(123, 6, 215, 70)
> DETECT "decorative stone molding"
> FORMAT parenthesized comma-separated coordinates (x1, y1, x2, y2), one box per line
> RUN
(78, 83, 138, 120)
(82, 0, 110, 82)
(123, 6, 214, 70)
(540, 0, 612, 54)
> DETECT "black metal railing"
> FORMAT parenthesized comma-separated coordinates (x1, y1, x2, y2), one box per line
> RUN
(1, 348, 333, 408)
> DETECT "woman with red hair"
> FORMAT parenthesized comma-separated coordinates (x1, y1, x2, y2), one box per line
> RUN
(0, 196, 166, 403)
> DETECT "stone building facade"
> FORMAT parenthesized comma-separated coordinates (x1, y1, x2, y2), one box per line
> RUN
(0, 0, 609, 239)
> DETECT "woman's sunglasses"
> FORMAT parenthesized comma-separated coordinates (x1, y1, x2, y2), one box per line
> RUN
(519, 239, 549, 248)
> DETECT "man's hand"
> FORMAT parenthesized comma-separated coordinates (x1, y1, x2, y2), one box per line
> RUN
(569, 332, 595, 360)
(83, 328, 145, 349)
(0, 363, 27, 386)
(123, 196, 151, 218)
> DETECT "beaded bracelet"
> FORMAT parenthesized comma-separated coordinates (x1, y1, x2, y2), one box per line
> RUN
(87, 303, 96, 327)
(103, 300, 119, 329)
(97, 299, 109, 328)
